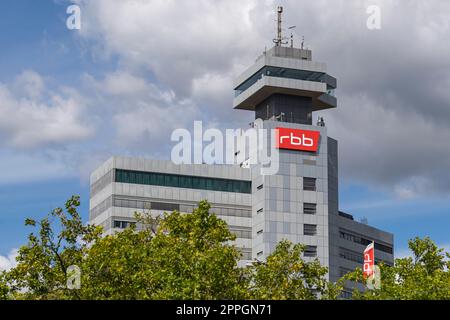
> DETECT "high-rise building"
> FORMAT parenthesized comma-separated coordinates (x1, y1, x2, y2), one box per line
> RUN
(89, 7, 393, 291)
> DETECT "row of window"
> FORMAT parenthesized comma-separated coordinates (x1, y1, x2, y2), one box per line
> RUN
(257, 224, 317, 237)
(113, 220, 136, 229)
(229, 227, 252, 239)
(113, 218, 251, 240)
(256, 248, 317, 258)
(339, 248, 364, 264)
(91, 170, 113, 197)
(114, 197, 179, 212)
(234, 65, 331, 97)
(91, 195, 252, 220)
(339, 229, 393, 254)
(90, 196, 112, 220)
(339, 267, 354, 278)
(115, 169, 252, 194)
(114, 197, 251, 218)
(255, 203, 316, 215)
(339, 247, 391, 266)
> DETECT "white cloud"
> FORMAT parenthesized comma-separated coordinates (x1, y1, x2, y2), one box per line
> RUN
(0, 249, 18, 272)
(327, 93, 450, 198)
(12, 70, 45, 99)
(0, 71, 93, 149)
(78, 0, 270, 97)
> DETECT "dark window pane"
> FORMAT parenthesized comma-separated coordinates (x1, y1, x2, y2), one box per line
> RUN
(114, 169, 251, 194)
(303, 177, 316, 191)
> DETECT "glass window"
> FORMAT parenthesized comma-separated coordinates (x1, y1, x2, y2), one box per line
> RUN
(304, 245, 317, 257)
(303, 203, 317, 215)
(303, 177, 316, 191)
(234, 66, 331, 97)
(114, 169, 251, 194)
(304, 224, 317, 236)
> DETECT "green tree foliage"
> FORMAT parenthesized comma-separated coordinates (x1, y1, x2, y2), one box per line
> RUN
(248, 240, 344, 299)
(346, 237, 450, 300)
(4, 196, 102, 299)
(0, 196, 343, 300)
(81, 200, 247, 299)
(0, 272, 10, 300)
(7, 196, 449, 300)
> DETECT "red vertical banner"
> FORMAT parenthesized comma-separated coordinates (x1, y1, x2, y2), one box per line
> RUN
(363, 242, 375, 278)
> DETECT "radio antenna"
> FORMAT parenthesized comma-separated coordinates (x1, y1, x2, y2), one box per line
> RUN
(273, 6, 288, 46)
(288, 25, 296, 48)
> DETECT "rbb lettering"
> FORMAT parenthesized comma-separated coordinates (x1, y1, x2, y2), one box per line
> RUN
(276, 127, 320, 152)
(280, 133, 314, 147)
(363, 242, 375, 278)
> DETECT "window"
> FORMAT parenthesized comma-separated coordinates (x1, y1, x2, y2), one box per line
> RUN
(303, 203, 317, 215)
(91, 170, 114, 197)
(112, 197, 180, 212)
(341, 290, 352, 300)
(115, 169, 251, 194)
(303, 159, 317, 166)
(339, 248, 363, 263)
(303, 177, 316, 191)
(239, 249, 252, 260)
(257, 184, 264, 190)
(234, 66, 331, 97)
(339, 229, 393, 254)
(303, 224, 317, 236)
(113, 220, 135, 229)
(151, 202, 179, 211)
(304, 246, 317, 257)
(339, 267, 353, 277)
(230, 227, 252, 239)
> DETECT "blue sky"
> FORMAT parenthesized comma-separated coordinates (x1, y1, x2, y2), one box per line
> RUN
(1, 0, 450, 263)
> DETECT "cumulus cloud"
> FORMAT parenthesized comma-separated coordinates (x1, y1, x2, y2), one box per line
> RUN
(0, 249, 18, 272)
(82, 70, 202, 155)
(78, 0, 269, 95)
(0, 71, 93, 149)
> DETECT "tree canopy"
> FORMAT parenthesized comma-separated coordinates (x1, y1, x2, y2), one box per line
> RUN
(0, 196, 337, 300)
(1, 196, 448, 300)
(346, 237, 450, 300)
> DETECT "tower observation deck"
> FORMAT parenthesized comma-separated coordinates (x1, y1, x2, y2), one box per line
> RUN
(233, 8, 337, 125)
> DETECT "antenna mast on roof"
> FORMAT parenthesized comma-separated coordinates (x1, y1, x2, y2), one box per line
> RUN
(288, 25, 296, 48)
(273, 6, 288, 46)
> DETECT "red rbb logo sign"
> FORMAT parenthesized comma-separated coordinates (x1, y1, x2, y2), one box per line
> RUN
(275, 127, 320, 152)
(363, 243, 375, 278)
